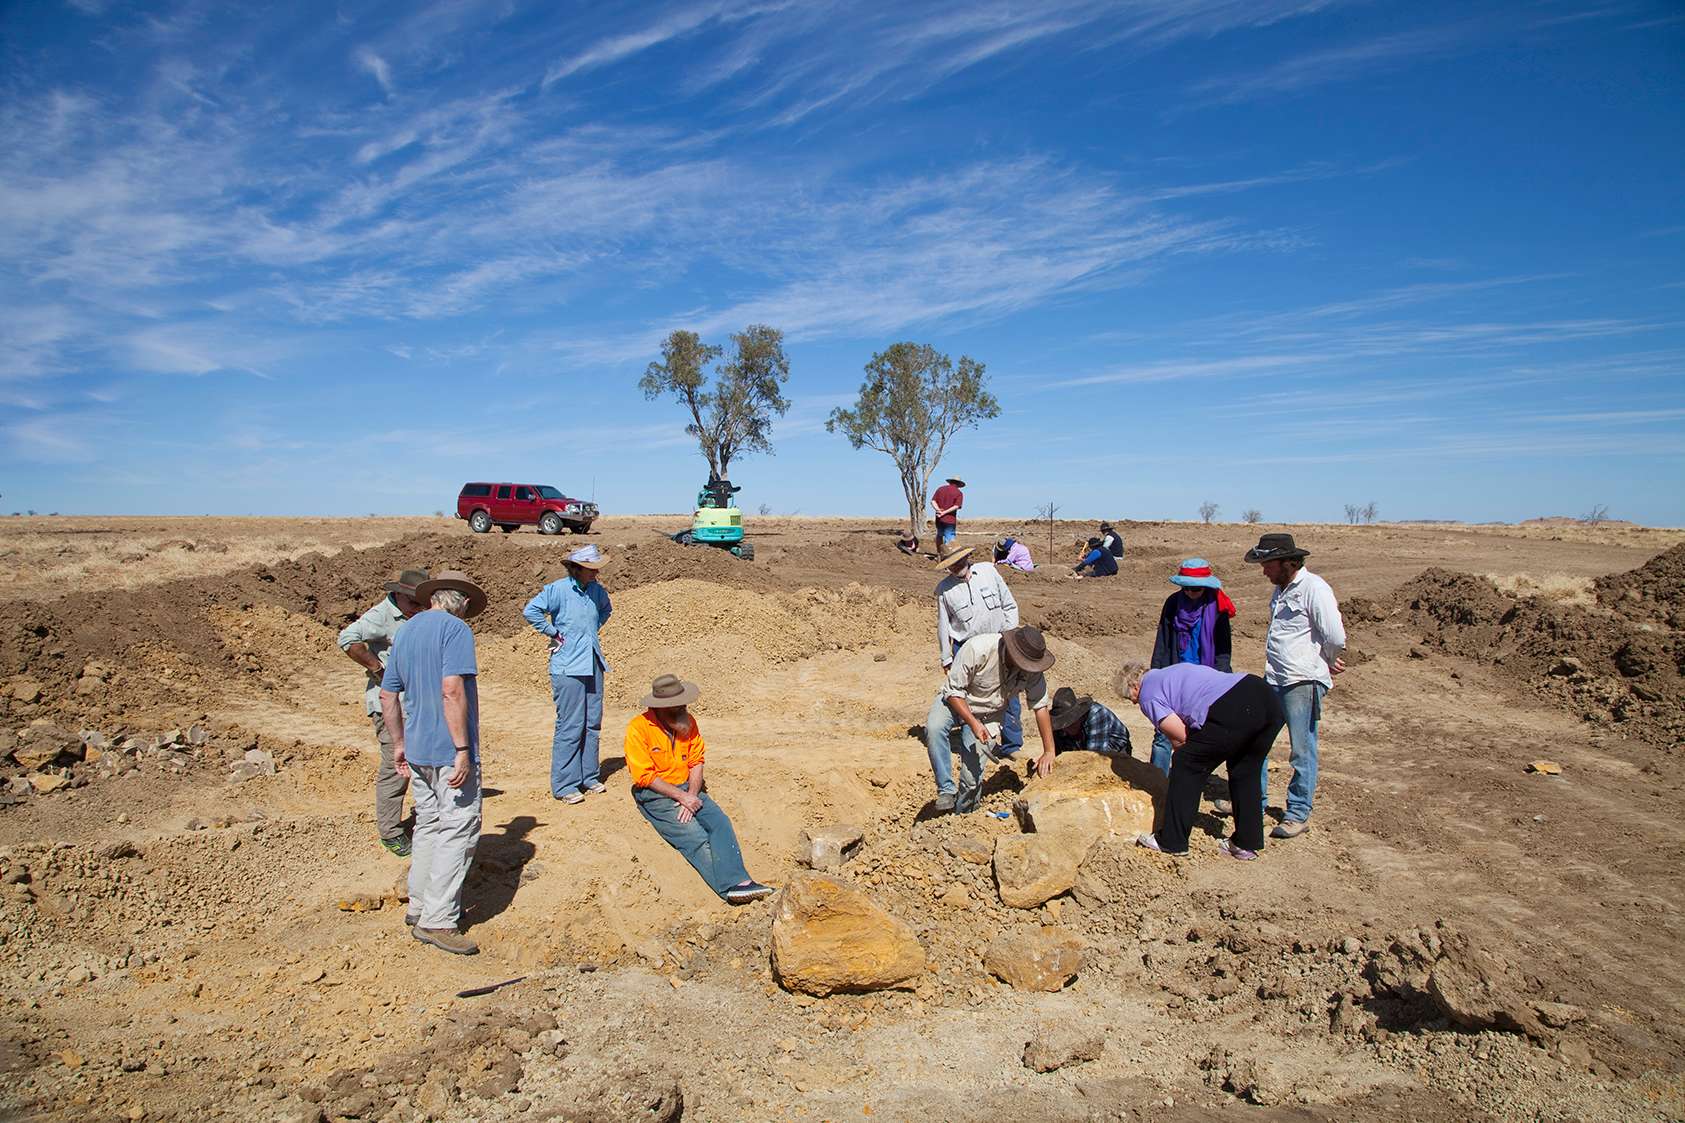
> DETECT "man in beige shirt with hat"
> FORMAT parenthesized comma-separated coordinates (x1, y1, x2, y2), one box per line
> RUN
(924, 625, 1059, 814)
(934, 543, 1023, 755)
(337, 567, 428, 856)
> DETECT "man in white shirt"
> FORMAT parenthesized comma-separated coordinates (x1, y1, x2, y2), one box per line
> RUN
(923, 626, 1058, 813)
(933, 545, 1023, 755)
(1244, 533, 1346, 839)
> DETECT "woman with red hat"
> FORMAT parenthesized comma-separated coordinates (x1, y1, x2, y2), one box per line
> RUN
(1147, 558, 1237, 775)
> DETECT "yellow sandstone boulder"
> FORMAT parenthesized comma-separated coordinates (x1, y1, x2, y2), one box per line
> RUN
(770, 874, 926, 996)
(1013, 751, 1165, 846)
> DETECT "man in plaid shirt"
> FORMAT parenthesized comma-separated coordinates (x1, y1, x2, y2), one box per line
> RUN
(1048, 687, 1134, 757)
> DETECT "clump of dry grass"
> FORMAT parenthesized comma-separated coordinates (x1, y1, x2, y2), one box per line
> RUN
(1485, 572, 1597, 607)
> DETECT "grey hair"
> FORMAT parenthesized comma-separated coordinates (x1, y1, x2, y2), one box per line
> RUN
(431, 589, 470, 617)
(1115, 661, 1148, 697)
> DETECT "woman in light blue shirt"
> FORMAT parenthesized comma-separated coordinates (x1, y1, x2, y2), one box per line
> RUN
(522, 545, 613, 804)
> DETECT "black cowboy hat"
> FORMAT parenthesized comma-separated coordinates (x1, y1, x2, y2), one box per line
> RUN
(1048, 686, 1092, 731)
(1243, 533, 1310, 563)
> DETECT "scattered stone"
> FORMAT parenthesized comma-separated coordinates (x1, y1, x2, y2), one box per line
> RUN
(65, 966, 93, 985)
(993, 835, 1086, 909)
(13, 725, 83, 770)
(770, 874, 927, 996)
(1022, 1028, 1104, 1072)
(1408, 646, 1429, 659)
(1526, 760, 1562, 775)
(337, 893, 386, 913)
(79, 730, 110, 750)
(9, 680, 43, 704)
(939, 884, 969, 909)
(866, 773, 892, 789)
(798, 824, 865, 871)
(1534, 1001, 1587, 1029)
(945, 836, 993, 865)
(1011, 751, 1164, 848)
(187, 723, 210, 746)
(28, 773, 68, 794)
(986, 927, 1084, 992)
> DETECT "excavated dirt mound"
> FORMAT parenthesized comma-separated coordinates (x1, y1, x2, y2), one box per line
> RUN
(1595, 541, 1685, 629)
(1395, 556, 1684, 747)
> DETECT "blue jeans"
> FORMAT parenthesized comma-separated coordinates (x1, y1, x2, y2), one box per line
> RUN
(633, 788, 750, 898)
(550, 663, 603, 798)
(951, 641, 1022, 754)
(925, 694, 988, 813)
(1150, 728, 1174, 776)
(936, 523, 956, 547)
(1260, 681, 1325, 823)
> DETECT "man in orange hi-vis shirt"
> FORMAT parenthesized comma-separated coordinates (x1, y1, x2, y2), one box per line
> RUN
(624, 674, 776, 904)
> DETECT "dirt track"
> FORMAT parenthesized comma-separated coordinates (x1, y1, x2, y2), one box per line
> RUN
(2, 514, 1683, 1122)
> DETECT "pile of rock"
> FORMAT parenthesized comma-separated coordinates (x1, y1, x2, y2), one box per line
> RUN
(0, 720, 268, 804)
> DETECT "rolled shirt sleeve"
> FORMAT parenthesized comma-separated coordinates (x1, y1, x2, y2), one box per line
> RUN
(1022, 671, 1050, 711)
(336, 605, 379, 652)
(522, 587, 559, 638)
(624, 722, 657, 788)
(1309, 580, 1347, 664)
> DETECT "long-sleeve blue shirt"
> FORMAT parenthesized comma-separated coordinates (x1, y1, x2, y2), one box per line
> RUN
(522, 578, 612, 677)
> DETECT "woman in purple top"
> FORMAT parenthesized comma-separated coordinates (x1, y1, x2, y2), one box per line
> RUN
(1119, 661, 1284, 860)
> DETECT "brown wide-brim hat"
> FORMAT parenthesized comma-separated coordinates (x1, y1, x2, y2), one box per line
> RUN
(1243, 533, 1310, 564)
(1002, 625, 1055, 673)
(384, 568, 429, 597)
(413, 570, 488, 619)
(641, 673, 700, 709)
(1048, 686, 1091, 731)
(932, 544, 975, 570)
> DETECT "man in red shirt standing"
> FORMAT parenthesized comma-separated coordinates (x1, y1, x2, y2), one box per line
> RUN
(931, 476, 965, 548)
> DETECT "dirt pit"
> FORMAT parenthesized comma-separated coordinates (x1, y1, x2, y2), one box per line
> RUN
(2, 514, 1684, 1122)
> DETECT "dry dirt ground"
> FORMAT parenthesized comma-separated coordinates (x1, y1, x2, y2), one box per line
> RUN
(2, 514, 1683, 1123)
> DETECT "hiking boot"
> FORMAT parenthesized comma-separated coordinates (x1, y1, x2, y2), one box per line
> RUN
(1270, 819, 1310, 840)
(1217, 839, 1259, 862)
(725, 881, 777, 904)
(932, 793, 956, 813)
(1135, 832, 1188, 857)
(413, 927, 478, 955)
(380, 834, 412, 858)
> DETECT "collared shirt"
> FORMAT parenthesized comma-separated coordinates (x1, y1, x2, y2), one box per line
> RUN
(624, 710, 705, 789)
(941, 634, 1050, 723)
(1076, 548, 1117, 576)
(936, 562, 1019, 666)
(522, 577, 613, 677)
(932, 483, 963, 526)
(1264, 567, 1346, 690)
(380, 610, 479, 767)
(337, 594, 410, 715)
(1054, 701, 1133, 756)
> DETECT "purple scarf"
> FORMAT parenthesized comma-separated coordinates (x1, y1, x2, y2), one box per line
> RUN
(1172, 593, 1221, 667)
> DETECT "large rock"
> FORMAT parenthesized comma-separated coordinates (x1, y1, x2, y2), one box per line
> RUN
(12, 725, 83, 770)
(797, 824, 864, 871)
(993, 835, 1087, 909)
(1427, 929, 1548, 1041)
(986, 926, 1084, 992)
(1023, 1026, 1105, 1071)
(1012, 751, 1165, 847)
(770, 874, 926, 996)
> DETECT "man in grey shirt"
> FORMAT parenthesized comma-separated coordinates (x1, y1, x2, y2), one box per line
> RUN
(338, 568, 427, 857)
(934, 545, 1022, 754)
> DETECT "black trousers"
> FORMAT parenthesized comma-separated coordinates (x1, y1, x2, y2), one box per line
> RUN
(1158, 675, 1285, 853)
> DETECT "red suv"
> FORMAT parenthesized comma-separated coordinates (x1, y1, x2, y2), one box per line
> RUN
(456, 483, 598, 535)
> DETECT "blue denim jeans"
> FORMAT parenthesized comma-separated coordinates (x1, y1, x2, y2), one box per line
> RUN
(633, 787, 750, 898)
(951, 640, 1022, 754)
(1150, 728, 1174, 776)
(550, 663, 603, 798)
(924, 694, 987, 813)
(936, 523, 956, 547)
(1260, 681, 1325, 823)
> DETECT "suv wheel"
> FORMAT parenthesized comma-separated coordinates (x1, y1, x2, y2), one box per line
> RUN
(469, 510, 492, 534)
(539, 512, 563, 536)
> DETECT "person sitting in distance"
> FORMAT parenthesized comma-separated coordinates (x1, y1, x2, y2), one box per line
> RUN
(623, 674, 775, 904)
(1073, 537, 1119, 578)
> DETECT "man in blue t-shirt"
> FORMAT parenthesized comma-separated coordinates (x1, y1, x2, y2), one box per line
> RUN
(380, 570, 487, 956)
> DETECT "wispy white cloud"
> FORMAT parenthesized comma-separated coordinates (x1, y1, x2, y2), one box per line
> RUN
(1185, 25, 1468, 108)
(354, 48, 396, 97)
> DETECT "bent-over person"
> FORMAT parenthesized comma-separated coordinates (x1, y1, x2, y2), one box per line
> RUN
(381, 570, 487, 955)
(1122, 661, 1283, 861)
(1048, 687, 1133, 756)
(624, 675, 776, 904)
(924, 626, 1058, 814)
(338, 567, 428, 857)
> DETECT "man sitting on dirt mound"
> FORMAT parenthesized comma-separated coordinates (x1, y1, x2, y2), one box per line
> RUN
(623, 675, 776, 904)
(380, 570, 487, 956)
(924, 626, 1059, 814)
(337, 567, 428, 858)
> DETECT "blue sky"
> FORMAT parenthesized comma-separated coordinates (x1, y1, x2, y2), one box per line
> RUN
(2, 0, 1682, 524)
